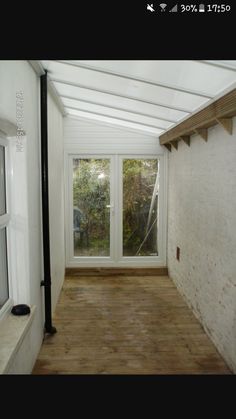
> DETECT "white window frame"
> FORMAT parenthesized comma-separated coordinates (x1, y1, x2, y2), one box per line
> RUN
(118, 154, 164, 265)
(0, 135, 13, 320)
(65, 152, 167, 267)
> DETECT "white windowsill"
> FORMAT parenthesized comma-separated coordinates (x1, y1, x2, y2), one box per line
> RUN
(0, 305, 36, 374)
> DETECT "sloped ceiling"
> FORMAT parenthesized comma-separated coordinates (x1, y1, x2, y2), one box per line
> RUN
(40, 60, 236, 136)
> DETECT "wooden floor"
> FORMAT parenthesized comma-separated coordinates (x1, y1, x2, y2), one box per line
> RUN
(33, 275, 231, 374)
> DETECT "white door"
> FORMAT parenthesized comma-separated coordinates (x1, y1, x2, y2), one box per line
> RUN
(66, 154, 165, 267)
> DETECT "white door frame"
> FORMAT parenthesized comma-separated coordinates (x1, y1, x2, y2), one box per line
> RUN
(65, 152, 167, 267)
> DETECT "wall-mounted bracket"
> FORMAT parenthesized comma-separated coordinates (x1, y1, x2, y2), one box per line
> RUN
(195, 128, 208, 141)
(216, 117, 233, 135)
(180, 135, 191, 146)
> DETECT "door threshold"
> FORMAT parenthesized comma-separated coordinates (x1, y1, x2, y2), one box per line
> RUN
(65, 267, 168, 276)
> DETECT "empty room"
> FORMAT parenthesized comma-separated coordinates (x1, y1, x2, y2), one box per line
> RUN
(0, 60, 235, 374)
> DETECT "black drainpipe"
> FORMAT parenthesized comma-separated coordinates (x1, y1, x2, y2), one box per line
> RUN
(40, 71, 57, 334)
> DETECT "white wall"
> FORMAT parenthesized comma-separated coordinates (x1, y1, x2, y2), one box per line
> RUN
(64, 116, 164, 154)
(167, 118, 236, 373)
(0, 60, 44, 373)
(48, 93, 65, 312)
(0, 61, 65, 373)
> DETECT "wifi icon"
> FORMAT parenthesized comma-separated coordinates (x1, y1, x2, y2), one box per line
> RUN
(159, 3, 167, 11)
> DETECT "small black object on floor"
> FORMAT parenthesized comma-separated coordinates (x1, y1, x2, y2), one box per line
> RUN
(11, 304, 31, 316)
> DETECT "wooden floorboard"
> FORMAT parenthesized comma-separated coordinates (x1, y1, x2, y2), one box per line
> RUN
(33, 275, 231, 374)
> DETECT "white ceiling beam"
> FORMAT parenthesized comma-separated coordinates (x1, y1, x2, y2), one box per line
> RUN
(52, 79, 191, 114)
(28, 60, 45, 76)
(67, 109, 162, 136)
(60, 94, 176, 123)
(48, 81, 67, 116)
(28, 61, 67, 116)
(66, 106, 166, 130)
(56, 60, 213, 99)
(198, 60, 236, 72)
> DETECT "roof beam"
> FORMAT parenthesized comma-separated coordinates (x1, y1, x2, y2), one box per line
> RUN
(52, 78, 192, 114)
(61, 94, 175, 124)
(48, 81, 67, 116)
(198, 60, 236, 72)
(56, 60, 213, 99)
(28, 60, 45, 76)
(66, 106, 165, 131)
(159, 88, 236, 148)
(68, 111, 162, 136)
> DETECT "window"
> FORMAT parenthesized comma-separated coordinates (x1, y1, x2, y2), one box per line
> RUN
(0, 136, 11, 317)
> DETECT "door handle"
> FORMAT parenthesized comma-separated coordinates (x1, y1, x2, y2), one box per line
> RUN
(106, 204, 115, 215)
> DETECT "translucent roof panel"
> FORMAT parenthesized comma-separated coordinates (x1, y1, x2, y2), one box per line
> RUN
(40, 60, 236, 135)
(67, 108, 164, 136)
(54, 81, 188, 123)
(42, 61, 209, 111)
(57, 60, 236, 97)
(62, 97, 173, 130)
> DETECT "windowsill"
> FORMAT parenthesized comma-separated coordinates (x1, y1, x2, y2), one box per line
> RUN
(0, 305, 36, 374)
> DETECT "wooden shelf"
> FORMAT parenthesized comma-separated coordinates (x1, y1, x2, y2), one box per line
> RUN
(160, 88, 236, 151)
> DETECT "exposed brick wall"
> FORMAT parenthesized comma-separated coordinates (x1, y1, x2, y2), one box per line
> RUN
(167, 118, 236, 373)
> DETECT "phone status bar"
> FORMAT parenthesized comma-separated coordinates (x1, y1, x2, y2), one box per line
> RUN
(146, 3, 232, 13)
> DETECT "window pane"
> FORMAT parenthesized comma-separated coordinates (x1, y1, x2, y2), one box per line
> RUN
(0, 228, 9, 309)
(123, 159, 158, 257)
(73, 158, 110, 257)
(0, 145, 6, 215)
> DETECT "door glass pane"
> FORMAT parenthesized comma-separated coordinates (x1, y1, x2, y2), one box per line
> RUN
(0, 228, 9, 309)
(73, 158, 110, 256)
(0, 145, 6, 216)
(123, 159, 159, 257)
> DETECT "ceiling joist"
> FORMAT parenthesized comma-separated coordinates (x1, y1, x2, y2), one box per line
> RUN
(198, 61, 236, 72)
(56, 60, 213, 99)
(61, 95, 176, 124)
(67, 106, 164, 131)
(52, 79, 192, 114)
(160, 88, 236, 150)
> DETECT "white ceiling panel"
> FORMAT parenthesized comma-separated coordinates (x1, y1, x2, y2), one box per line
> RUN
(67, 108, 163, 136)
(40, 60, 236, 135)
(42, 61, 208, 111)
(62, 97, 173, 130)
(58, 60, 236, 97)
(54, 81, 188, 122)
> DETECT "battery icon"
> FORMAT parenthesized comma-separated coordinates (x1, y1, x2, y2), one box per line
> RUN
(199, 4, 205, 12)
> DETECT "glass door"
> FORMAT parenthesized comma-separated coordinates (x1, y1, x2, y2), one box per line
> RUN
(67, 155, 163, 266)
(71, 156, 113, 260)
(121, 157, 159, 258)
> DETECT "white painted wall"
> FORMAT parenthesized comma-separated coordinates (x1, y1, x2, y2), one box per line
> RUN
(64, 116, 165, 155)
(167, 118, 236, 373)
(0, 61, 65, 373)
(0, 60, 44, 373)
(48, 93, 65, 312)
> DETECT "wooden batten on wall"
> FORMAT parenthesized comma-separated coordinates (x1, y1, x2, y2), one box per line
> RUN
(159, 88, 236, 151)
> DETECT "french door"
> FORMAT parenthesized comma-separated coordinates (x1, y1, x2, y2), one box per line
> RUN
(66, 154, 165, 266)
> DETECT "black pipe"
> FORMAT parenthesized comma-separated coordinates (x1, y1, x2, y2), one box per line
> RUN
(40, 72, 57, 335)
